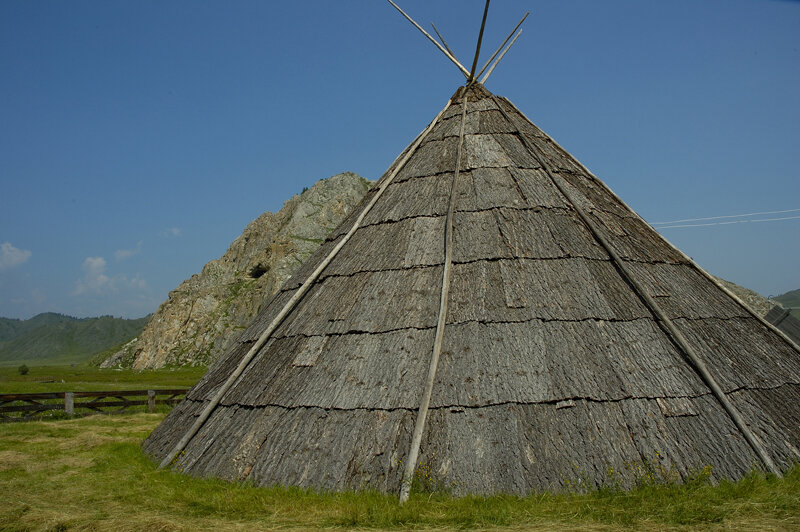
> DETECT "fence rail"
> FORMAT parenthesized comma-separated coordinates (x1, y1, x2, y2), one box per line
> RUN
(0, 389, 188, 422)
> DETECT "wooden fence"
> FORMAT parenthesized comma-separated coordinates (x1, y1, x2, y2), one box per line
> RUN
(0, 389, 188, 422)
(765, 305, 800, 346)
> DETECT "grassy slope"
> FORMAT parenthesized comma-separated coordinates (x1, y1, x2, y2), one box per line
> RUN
(0, 414, 798, 531)
(0, 314, 149, 366)
(774, 288, 800, 320)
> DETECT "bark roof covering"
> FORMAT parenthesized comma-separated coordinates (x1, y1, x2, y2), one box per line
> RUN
(144, 83, 800, 496)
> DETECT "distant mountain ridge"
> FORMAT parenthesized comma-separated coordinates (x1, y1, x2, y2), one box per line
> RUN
(0, 313, 149, 366)
(0, 312, 79, 342)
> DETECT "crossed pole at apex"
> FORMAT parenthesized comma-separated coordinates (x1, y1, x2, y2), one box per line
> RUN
(387, 0, 529, 85)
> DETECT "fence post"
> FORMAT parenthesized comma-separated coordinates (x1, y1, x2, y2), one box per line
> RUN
(64, 392, 74, 415)
(148, 390, 156, 412)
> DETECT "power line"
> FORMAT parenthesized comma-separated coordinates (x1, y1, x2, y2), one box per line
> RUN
(752, 215, 800, 224)
(654, 214, 800, 230)
(650, 208, 800, 226)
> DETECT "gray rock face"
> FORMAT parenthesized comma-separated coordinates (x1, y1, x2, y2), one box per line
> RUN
(715, 277, 782, 318)
(102, 172, 371, 369)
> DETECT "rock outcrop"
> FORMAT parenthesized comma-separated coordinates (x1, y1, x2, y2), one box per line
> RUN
(102, 172, 371, 369)
(715, 277, 782, 318)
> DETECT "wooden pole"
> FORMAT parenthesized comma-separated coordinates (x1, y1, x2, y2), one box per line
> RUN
(474, 12, 528, 82)
(399, 91, 469, 504)
(468, 0, 491, 81)
(147, 390, 156, 413)
(64, 392, 74, 415)
(480, 30, 522, 84)
(386, 0, 471, 79)
(431, 22, 455, 59)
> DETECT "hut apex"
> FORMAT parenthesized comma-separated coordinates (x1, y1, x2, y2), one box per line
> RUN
(386, 0, 527, 86)
(145, 4, 800, 502)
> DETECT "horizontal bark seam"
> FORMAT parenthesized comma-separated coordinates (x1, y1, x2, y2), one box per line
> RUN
(278, 255, 690, 293)
(185, 383, 800, 413)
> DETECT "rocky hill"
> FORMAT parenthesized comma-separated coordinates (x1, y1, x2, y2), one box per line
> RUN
(715, 278, 782, 318)
(101, 172, 371, 369)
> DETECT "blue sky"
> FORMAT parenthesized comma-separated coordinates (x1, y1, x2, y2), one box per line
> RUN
(1, 0, 798, 319)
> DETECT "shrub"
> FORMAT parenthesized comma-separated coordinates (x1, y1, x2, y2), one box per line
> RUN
(18, 364, 29, 375)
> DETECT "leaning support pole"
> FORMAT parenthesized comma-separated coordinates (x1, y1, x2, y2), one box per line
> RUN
(474, 11, 528, 82)
(468, 0, 491, 80)
(399, 91, 469, 504)
(480, 30, 522, 84)
(158, 100, 454, 471)
(387, 0, 471, 79)
(491, 95, 782, 478)
(431, 22, 456, 58)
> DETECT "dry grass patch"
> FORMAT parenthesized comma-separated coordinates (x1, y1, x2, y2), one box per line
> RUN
(0, 450, 28, 470)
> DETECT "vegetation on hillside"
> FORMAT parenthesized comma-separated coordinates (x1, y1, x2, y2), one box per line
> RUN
(775, 288, 800, 320)
(1, 414, 798, 531)
(0, 313, 149, 366)
(0, 312, 78, 341)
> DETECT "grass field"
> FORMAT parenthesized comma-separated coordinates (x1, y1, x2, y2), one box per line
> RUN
(1, 413, 798, 531)
(0, 365, 207, 394)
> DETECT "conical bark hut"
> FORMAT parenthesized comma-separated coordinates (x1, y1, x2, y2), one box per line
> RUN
(144, 83, 800, 496)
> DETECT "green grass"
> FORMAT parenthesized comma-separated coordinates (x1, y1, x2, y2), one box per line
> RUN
(0, 364, 207, 394)
(1, 413, 799, 531)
